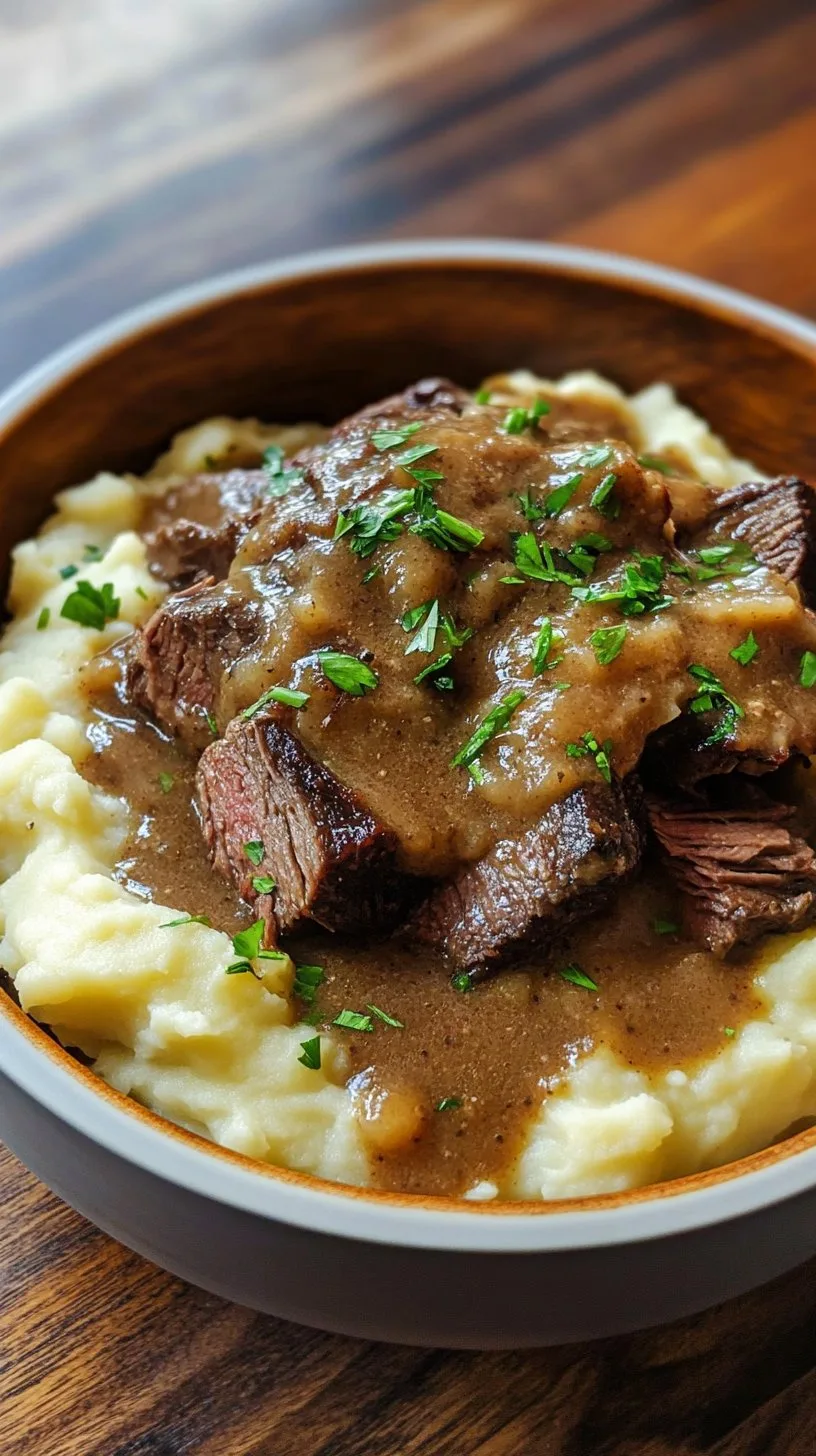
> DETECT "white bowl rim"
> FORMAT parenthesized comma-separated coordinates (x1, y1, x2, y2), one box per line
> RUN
(3, 236, 816, 1254)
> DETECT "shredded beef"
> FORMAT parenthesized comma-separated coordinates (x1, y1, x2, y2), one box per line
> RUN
(647, 792, 816, 956)
(696, 475, 816, 601)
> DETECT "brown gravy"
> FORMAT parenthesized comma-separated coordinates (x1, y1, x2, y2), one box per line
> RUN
(82, 697, 762, 1197)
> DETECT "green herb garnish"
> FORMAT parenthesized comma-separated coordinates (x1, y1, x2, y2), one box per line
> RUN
(543, 472, 583, 518)
(232, 919, 265, 961)
(531, 617, 563, 674)
(450, 971, 475, 992)
(36, 607, 50, 631)
(637, 454, 675, 474)
(59, 564, 78, 580)
(83, 544, 104, 562)
(263, 444, 304, 497)
(160, 914, 211, 929)
(298, 1036, 322, 1070)
(730, 632, 759, 667)
(517, 489, 545, 522)
(410, 491, 485, 553)
(244, 840, 264, 867)
(252, 875, 276, 894)
(366, 1004, 404, 1028)
(318, 651, 378, 696)
(436, 1097, 462, 1112)
(687, 664, 744, 745)
(474, 388, 492, 405)
(333, 1009, 374, 1032)
(402, 599, 439, 655)
(206, 711, 218, 736)
(60, 579, 120, 630)
(559, 964, 599, 990)
(654, 919, 679, 935)
(506, 532, 582, 587)
(414, 652, 454, 687)
(371, 422, 423, 451)
(502, 399, 550, 434)
(800, 651, 816, 688)
(158, 772, 174, 794)
(242, 685, 310, 719)
(441, 614, 473, 649)
(565, 731, 613, 783)
(590, 624, 627, 665)
(294, 964, 325, 1003)
(589, 472, 619, 519)
(334, 488, 416, 559)
(452, 690, 525, 774)
(573, 552, 671, 616)
(723, 1026, 736, 1038)
(135, 585, 148, 601)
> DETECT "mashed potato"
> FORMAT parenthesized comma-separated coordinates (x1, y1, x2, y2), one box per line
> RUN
(3, 378, 815, 1201)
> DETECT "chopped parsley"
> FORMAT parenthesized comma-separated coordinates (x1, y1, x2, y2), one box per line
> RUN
(83, 543, 104, 562)
(474, 388, 492, 405)
(206, 711, 219, 736)
(242, 684, 310, 718)
(160, 914, 211, 929)
(244, 840, 264, 866)
(800, 651, 816, 688)
(504, 531, 582, 588)
(589, 472, 619, 519)
(410, 491, 484, 553)
(298, 1035, 322, 1070)
(543, 472, 583, 518)
(318, 651, 379, 696)
(59, 564, 78, 580)
(366, 1004, 404, 1028)
(135, 585, 149, 601)
(517, 489, 545, 522)
(294, 964, 325, 1003)
(730, 631, 759, 667)
(402, 599, 439, 654)
(396, 442, 440, 471)
(565, 731, 613, 783)
(263, 444, 304, 497)
(573, 552, 671, 616)
(36, 607, 50, 631)
(158, 772, 174, 794)
(566, 533, 613, 577)
(414, 652, 454, 688)
(232, 919, 265, 960)
(723, 1026, 736, 1038)
(692, 542, 757, 581)
(559, 963, 599, 991)
(60, 580, 120, 631)
(502, 398, 550, 434)
(687, 664, 744, 745)
(334, 488, 416, 559)
(371, 422, 423, 451)
(590, 624, 627, 665)
(576, 444, 613, 470)
(637, 454, 674, 475)
(654, 918, 679, 935)
(333, 1009, 374, 1033)
(531, 617, 563, 674)
(252, 875, 277, 894)
(436, 1097, 462, 1112)
(441, 614, 473, 649)
(362, 566, 380, 584)
(451, 971, 475, 992)
(452, 690, 525, 774)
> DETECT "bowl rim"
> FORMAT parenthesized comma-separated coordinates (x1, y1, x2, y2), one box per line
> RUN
(4, 235, 816, 1254)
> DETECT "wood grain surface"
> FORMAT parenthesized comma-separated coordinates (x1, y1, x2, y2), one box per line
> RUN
(2, 0, 816, 1451)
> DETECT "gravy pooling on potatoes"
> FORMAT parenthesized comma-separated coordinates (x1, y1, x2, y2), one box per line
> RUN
(83, 694, 761, 1197)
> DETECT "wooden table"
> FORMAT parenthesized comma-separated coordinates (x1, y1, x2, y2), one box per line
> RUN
(2, 1, 816, 1450)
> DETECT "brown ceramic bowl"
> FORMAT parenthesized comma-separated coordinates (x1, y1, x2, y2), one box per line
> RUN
(2, 241, 816, 1347)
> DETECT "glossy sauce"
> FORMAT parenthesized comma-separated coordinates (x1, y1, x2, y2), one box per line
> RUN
(82, 697, 762, 1196)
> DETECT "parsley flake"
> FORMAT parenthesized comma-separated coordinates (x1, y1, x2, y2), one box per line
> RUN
(559, 963, 599, 991)
(654, 919, 679, 935)
(294, 964, 325, 1003)
(232, 919, 265, 961)
(158, 772, 174, 794)
(474, 388, 492, 405)
(371, 422, 423, 451)
(334, 488, 415, 559)
(414, 652, 454, 687)
(402, 599, 439, 655)
(60, 580, 120, 631)
(517, 489, 545, 522)
(36, 607, 50, 631)
(263, 445, 304, 497)
(333, 1009, 374, 1033)
(59, 564, 78, 580)
(590, 624, 627, 665)
(565, 731, 613, 783)
(589, 471, 619, 519)
(532, 617, 563, 674)
(206, 711, 219, 737)
(244, 840, 264, 866)
(318, 651, 379, 696)
(252, 875, 277, 894)
(452, 690, 525, 773)
(298, 1035, 322, 1070)
(543, 472, 583, 518)
(687, 664, 744, 744)
(501, 399, 550, 434)
(723, 1026, 736, 1038)
(800, 651, 816, 688)
(451, 971, 475, 992)
(436, 1097, 462, 1112)
(366, 1004, 404, 1028)
(160, 914, 211, 929)
(730, 632, 759, 667)
(242, 685, 310, 719)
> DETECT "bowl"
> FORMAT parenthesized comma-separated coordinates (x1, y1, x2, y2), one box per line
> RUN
(3, 240, 816, 1349)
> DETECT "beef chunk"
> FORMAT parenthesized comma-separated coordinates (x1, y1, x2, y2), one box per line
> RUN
(411, 780, 643, 970)
(128, 580, 261, 747)
(341, 377, 470, 428)
(641, 713, 797, 791)
(142, 469, 268, 585)
(196, 712, 418, 934)
(696, 476, 816, 601)
(647, 793, 816, 956)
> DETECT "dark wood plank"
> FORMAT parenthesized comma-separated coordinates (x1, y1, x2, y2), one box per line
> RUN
(3, 0, 816, 1450)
